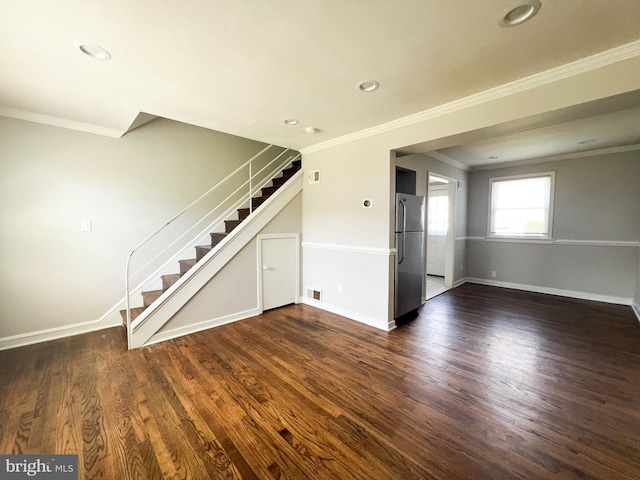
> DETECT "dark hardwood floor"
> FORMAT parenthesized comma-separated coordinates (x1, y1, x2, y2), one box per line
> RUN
(1, 283, 640, 479)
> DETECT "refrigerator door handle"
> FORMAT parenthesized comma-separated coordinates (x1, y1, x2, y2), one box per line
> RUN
(398, 200, 406, 264)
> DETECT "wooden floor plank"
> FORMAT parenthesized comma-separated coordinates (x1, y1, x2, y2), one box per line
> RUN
(1, 283, 640, 479)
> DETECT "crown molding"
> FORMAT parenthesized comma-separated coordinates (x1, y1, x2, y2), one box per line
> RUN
(0, 106, 125, 138)
(470, 144, 640, 171)
(301, 39, 640, 155)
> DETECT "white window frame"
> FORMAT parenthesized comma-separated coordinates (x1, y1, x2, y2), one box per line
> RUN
(487, 171, 555, 240)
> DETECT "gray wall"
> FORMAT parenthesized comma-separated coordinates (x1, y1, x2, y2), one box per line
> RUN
(0, 116, 269, 339)
(466, 150, 640, 300)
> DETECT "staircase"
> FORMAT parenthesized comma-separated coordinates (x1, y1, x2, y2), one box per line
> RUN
(120, 157, 301, 329)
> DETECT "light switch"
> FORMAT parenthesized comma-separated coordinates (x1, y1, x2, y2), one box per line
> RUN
(81, 220, 92, 232)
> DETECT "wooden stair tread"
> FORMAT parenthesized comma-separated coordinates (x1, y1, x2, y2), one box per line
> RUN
(237, 208, 250, 220)
(224, 219, 243, 233)
(142, 289, 163, 308)
(210, 232, 228, 248)
(161, 273, 182, 290)
(179, 258, 197, 274)
(119, 306, 146, 324)
(261, 185, 279, 196)
(195, 245, 212, 260)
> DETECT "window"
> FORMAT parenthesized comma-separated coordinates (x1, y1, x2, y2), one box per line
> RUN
(427, 192, 448, 236)
(488, 172, 555, 239)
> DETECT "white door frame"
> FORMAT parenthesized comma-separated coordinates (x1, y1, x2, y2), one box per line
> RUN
(257, 233, 300, 313)
(426, 172, 457, 290)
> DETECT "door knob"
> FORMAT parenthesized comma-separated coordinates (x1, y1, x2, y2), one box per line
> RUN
(263, 266, 269, 270)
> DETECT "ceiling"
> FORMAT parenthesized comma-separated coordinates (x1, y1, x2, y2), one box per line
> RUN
(1, 0, 640, 162)
(401, 90, 640, 169)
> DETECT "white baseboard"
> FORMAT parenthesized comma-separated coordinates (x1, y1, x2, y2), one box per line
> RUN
(632, 302, 640, 323)
(0, 317, 122, 352)
(465, 277, 633, 306)
(300, 298, 395, 331)
(453, 278, 467, 288)
(143, 308, 261, 347)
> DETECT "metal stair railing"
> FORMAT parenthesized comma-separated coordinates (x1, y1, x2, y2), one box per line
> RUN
(124, 145, 299, 342)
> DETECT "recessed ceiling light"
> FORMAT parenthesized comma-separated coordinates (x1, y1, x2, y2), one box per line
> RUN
(75, 42, 111, 60)
(499, 0, 541, 27)
(489, 155, 500, 159)
(305, 127, 319, 134)
(283, 118, 299, 125)
(578, 139, 597, 145)
(356, 80, 380, 92)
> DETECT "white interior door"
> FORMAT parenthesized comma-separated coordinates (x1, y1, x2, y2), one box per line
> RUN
(426, 189, 448, 276)
(260, 235, 298, 311)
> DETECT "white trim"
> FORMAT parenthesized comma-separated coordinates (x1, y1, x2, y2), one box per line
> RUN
(453, 278, 467, 288)
(424, 152, 470, 172)
(300, 40, 640, 155)
(632, 302, 640, 323)
(145, 308, 260, 347)
(465, 237, 639, 247)
(0, 106, 125, 138)
(465, 277, 632, 306)
(485, 237, 555, 244)
(301, 242, 396, 256)
(470, 144, 640, 171)
(0, 317, 122, 352)
(257, 233, 300, 313)
(300, 297, 395, 332)
(553, 239, 639, 247)
(426, 170, 457, 289)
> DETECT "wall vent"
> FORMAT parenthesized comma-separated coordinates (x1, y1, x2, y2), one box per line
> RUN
(306, 288, 322, 301)
(308, 170, 320, 184)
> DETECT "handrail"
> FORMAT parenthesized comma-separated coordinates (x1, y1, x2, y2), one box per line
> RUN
(129, 150, 296, 281)
(124, 144, 298, 346)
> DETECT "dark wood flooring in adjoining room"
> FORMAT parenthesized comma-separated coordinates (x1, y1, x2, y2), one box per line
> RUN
(1, 284, 640, 479)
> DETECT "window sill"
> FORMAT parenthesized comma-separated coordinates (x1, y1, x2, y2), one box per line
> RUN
(485, 237, 554, 244)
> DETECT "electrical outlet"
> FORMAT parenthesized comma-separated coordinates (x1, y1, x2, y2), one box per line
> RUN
(460, 263, 463, 271)
(491, 271, 497, 278)
(337, 284, 343, 294)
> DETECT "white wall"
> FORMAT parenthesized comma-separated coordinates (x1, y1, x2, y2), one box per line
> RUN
(0, 116, 270, 342)
(301, 141, 394, 329)
(466, 151, 640, 302)
(301, 54, 640, 328)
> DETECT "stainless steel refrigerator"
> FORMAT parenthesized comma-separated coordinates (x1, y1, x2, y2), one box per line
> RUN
(395, 193, 425, 318)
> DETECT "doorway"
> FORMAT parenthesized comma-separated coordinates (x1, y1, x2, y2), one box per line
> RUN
(258, 233, 299, 311)
(426, 173, 456, 300)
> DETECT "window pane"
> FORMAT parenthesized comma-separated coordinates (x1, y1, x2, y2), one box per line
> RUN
(492, 177, 549, 209)
(428, 193, 448, 236)
(489, 174, 553, 238)
(492, 208, 547, 236)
